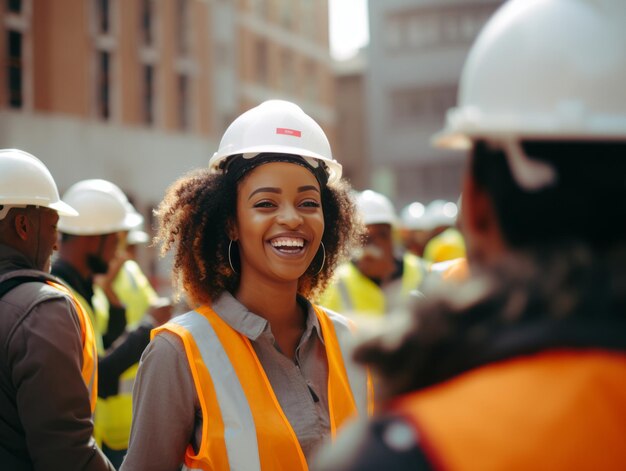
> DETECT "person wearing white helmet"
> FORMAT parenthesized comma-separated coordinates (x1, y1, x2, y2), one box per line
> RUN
(318, 190, 429, 318)
(314, 1, 626, 470)
(0, 150, 114, 470)
(52, 179, 172, 468)
(121, 100, 371, 470)
(398, 201, 431, 258)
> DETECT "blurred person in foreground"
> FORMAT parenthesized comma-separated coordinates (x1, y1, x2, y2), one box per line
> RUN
(317, 190, 429, 318)
(121, 100, 371, 470)
(53, 179, 171, 468)
(0, 149, 113, 470)
(313, 0, 626, 469)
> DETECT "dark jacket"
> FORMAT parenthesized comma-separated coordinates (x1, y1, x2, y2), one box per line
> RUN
(52, 259, 153, 398)
(0, 244, 113, 470)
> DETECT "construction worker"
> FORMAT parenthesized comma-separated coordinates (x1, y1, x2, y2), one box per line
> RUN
(313, 0, 626, 469)
(52, 179, 171, 468)
(398, 201, 431, 258)
(422, 199, 466, 264)
(0, 149, 113, 470)
(317, 190, 429, 318)
(121, 100, 371, 470)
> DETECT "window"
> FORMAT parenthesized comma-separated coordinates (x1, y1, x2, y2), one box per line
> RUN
(281, 50, 295, 94)
(97, 0, 111, 34)
(177, 74, 190, 130)
(7, 30, 23, 108)
(390, 86, 457, 127)
(141, 0, 155, 46)
(176, 0, 191, 55)
(255, 39, 268, 85)
(143, 64, 154, 124)
(97, 51, 111, 119)
(7, 0, 22, 13)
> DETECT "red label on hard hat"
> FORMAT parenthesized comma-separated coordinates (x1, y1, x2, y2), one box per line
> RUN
(276, 128, 302, 137)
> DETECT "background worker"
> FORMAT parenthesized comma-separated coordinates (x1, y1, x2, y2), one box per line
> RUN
(53, 178, 172, 468)
(0, 149, 113, 470)
(422, 199, 466, 264)
(398, 201, 431, 258)
(313, 0, 626, 469)
(318, 189, 429, 318)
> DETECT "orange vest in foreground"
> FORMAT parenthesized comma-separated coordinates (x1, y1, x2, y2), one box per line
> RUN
(154, 304, 371, 471)
(48, 280, 98, 413)
(394, 350, 626, 471)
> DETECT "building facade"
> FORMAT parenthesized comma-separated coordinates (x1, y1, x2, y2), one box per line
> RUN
(366, 0, 502, 207)
(0, 0, 335, 289)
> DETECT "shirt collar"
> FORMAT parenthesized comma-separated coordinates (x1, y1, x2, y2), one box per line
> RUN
(212, 291, 325, 345)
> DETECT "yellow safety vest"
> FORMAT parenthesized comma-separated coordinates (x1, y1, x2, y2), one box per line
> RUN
(48, 280, 98, 413)
(154, 304, 372, 471)
(318, 253, 428, 317)
(96, 260, 158, 450)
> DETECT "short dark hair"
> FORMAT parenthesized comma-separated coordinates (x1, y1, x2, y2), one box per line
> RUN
(155, 164, 364, 306)
(470, 140, 626, 252)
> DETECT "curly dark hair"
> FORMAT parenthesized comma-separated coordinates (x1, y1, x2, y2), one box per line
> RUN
(155, 164, 364, 307)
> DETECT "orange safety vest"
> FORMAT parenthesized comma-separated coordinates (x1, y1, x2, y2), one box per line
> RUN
(48, 280, 99, 413)
(393, 350, 626, 471)
(154, 304, 372, 471)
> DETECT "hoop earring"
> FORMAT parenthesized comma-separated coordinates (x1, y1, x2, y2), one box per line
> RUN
(313, 241, 326, 276)
(228, 239, 239, 275)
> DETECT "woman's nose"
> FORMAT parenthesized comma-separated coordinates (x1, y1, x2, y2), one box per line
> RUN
(276, 205, 303, 228)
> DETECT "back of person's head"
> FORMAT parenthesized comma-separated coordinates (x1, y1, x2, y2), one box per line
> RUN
(471, 141, 626, 252)
(432, 0, 626, 254)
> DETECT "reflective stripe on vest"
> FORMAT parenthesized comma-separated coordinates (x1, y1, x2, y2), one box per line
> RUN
(394, 350, 626, 471)
(154, 304, 369, 471)
(47, 280, 98, 413)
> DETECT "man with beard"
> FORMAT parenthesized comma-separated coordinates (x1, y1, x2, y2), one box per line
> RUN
(0, 150, 113, 470)
(52, 179, 171, 468)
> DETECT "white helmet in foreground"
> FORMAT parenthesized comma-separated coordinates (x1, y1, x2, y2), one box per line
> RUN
(58, 179, 143, 236)
(209, 100, 342, 185)
(0, 149, 77, 220)
(433, 0, 626, 191)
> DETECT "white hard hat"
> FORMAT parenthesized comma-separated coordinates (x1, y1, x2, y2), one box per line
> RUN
(127, 229, 149, 245)
(400, 202, 431, 230)
(209, 100, 342, 184)
(426, 200, 458, 228)
(58, 179, 143, 235)
(433, 0, 626, 190)
(0, 149, 78, 220)
(356, 190, 397, 226)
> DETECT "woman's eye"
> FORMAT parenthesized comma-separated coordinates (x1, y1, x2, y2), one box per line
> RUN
(253, 200, 275, 208)
(301, 200, 321, 208)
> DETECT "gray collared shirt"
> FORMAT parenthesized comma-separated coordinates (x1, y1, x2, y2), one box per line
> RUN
(122, 292, 331, 471)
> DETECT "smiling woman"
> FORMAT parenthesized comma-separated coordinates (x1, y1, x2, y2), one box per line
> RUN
(120, 100, 371, 471)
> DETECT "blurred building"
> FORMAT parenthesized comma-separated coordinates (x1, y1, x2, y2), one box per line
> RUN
(0, 0, 334, 289)
(333, 48, 368, 190)
(366, 0, 502, 207)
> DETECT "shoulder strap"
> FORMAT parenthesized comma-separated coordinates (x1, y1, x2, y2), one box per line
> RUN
(0, 275, 48, 300)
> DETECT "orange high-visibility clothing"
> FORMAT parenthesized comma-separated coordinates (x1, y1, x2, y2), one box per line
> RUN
(48, 280, 98, 413)
(154, 304, 371, 471)
(394, 350, 626, 471)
